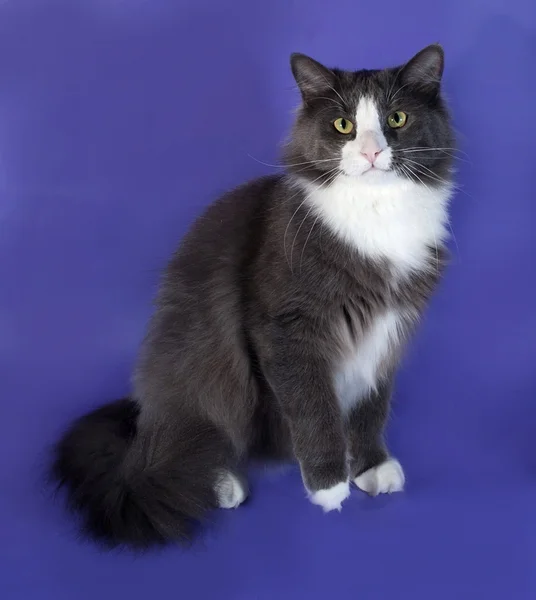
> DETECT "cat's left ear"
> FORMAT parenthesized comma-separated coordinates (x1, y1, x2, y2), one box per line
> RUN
(400, 44, 444, 94)
(290, 53, 336, 102)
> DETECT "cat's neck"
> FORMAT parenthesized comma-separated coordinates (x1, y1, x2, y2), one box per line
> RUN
(292, 174, 452, 275)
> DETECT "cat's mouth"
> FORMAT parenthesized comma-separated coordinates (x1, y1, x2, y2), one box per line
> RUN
(362, 165, 390, 175)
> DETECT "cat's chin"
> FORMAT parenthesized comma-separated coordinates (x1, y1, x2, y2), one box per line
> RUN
(344, 168, 399, 185)
(362, 166, 390, 177)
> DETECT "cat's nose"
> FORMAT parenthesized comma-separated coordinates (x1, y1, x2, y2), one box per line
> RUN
(361, 148, 381, 164)
(360, 132, 383, 164)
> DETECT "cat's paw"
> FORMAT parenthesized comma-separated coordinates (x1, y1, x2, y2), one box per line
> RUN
(354, 458, 405, 496)
(215, 471, 248, 509)
(309, 480, 350, 512)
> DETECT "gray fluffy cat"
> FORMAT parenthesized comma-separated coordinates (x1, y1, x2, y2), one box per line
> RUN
(53, 44, 455, 548)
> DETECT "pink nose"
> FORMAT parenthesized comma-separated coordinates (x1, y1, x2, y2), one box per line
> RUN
(361, 149, 381, 164)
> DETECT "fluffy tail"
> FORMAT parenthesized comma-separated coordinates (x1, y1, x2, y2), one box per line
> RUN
(52, 399, 234, 549)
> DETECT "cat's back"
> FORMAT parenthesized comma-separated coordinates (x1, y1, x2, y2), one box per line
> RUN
(159, 174, 284, 304)
(136, 174, 284, 398)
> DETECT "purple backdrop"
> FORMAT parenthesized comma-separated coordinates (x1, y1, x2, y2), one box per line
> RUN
(1, 1, 535, 598)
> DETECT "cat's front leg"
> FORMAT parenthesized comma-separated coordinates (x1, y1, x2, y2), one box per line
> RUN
(265, 349, 350, 512)
(346, 379, 405, 495)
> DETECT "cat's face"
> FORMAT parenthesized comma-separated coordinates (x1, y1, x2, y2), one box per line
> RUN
(286, 45, 454, 187)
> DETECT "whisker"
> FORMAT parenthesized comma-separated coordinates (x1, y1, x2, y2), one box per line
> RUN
(290, 204, 315, 273)
(402, 158, 453, 182)
(398, 147, 471, 164)
(324, 84, 346, 111)
(299, 170, 340, 273)
(283, 166, 340, 268)
(386, 67, 403, 104)
(247, 154, 340, 170)
(401, 159, 470, 197)
(284, 197, 310, 269)
(399, 154, 469, 167)
(388, 81, 413, 105)
(300, 213, 322, 274)
(315, 96, 345, 109)
(308, 63, 347, 109)
(401, 146, 468, 155)
(288, 168, 340, 273)
(399, 163, 440, 275)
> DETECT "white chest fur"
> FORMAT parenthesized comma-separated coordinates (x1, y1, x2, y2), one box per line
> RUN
(334, 310, 403, 412)
(296, 173, 452, 410)
(299, 174, 451, 274)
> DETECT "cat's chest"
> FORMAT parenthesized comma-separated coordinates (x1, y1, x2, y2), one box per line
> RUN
(296, 174, 451, 411)
(333, 309, 405, 412)
(299, 176, 450, 274)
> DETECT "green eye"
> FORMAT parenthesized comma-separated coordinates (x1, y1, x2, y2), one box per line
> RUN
(387, 111, 408, 128)
(333, 117, 354, 134)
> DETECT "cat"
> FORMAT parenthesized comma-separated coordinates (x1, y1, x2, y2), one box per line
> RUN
(53, 44, 455, 549)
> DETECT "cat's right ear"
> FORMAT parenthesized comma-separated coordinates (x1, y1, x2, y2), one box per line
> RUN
(290, 53, 336, 102)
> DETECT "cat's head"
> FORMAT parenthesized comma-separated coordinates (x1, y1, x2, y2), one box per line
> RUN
(285, 45, 454, 187)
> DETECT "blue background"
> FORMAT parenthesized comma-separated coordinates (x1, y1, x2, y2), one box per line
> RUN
(1, 0, 535, 598)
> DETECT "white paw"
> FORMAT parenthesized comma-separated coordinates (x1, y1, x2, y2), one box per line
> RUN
(309, 480, 350, 512)
(215, 472, 248, 509)
(354, 459, 405, 496)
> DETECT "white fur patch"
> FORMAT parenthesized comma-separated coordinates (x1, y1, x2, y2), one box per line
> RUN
(309, 480, 350, 512)
(334, 310, 403, 412)
(354, 458, 405, 496)
(301, 173, 450, 274)
(215, 472, 247, 509)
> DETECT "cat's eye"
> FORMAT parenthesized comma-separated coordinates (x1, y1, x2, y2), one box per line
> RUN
(333, 118, 354, 134)
(387, 111, 408, 129)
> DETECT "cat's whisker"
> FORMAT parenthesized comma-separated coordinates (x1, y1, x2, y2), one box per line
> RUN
(313, 106, 343, 119)
(401, 158, 470, 198)
(402, 158, 453, 183)
(398, 147, 470, 164)
(299, 170, 340, 274)
(323, 83, 346, 111)
(388, 81, 413, 105)
(315, 96, 345, 110)
(284, 197, 312, 269)
(400, 158, 454, 186)
(289, 168, 340, 273)
(402, 146, 468, 155)
(399, 163, 440, 275)
(247, 155, 340, 169)
(283, 166, 340, 268)
(300, 213, 322, 275)
(401, 159, 460, 266)
(285, 159, 342, 171)
(401, 161, 452, 194)
(290, 204, 316, 274)
(386, 67, 403, 104)
(306, 61, 347, 109)
(398, 150, 467, 162)
(265, 170, 338, 215)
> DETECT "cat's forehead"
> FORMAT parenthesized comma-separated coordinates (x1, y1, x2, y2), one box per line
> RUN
(334, 68, 400, 107)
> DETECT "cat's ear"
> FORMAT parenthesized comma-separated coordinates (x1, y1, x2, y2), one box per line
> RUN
(400, 44, 444, 94)
(290, 53, 336, 101)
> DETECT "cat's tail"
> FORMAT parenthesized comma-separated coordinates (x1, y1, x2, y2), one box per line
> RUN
(52, 398, 243, 549)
